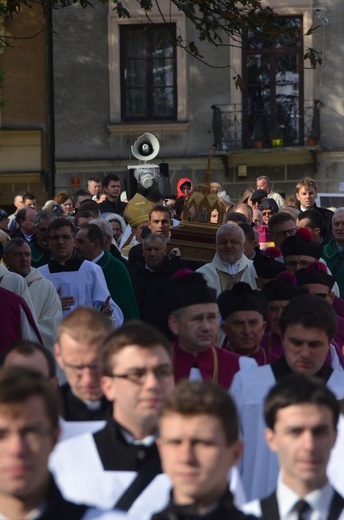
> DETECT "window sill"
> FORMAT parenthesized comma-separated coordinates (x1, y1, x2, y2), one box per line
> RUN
(107, 122, 190, 135)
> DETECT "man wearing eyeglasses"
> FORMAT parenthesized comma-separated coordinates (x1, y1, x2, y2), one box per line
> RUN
(38, 218, 124, 324)
(54, 307, 114, 421)
(268, 213, 297, 249)
(50, 321, 176, 516)
(30, 210, 56, 268)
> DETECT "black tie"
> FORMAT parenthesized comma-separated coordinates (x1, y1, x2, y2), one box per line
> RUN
(294, 500, 311, 520)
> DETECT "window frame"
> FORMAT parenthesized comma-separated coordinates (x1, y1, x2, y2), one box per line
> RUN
(120, 23, 177, 122)
(108, 3, 188, 128)
(241, 15, 304, 147)
(228, 1, 315, 145)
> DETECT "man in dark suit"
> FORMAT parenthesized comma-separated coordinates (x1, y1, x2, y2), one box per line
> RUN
(242, 373, 344, 520)
(295, 177, 333, 244)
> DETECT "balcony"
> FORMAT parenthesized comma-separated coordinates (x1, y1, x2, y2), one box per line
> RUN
(211, 100, 321, 152)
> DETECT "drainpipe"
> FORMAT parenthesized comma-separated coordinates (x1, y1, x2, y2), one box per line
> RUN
(45, 0, 55, 198)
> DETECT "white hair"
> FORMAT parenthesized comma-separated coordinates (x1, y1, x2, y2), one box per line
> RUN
(216, 223, 245, 243)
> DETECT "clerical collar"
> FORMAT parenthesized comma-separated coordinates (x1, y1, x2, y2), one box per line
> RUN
(83, 399, 101, 411)
(49, 252, 84, 272)
(170, 498, 219, 516)
(120, 425, 157, 446)
(92, 251, 104, 263)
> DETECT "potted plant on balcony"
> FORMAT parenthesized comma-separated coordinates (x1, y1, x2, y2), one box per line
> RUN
(271, 124, 284, 147)
(306, 135, 318, 147)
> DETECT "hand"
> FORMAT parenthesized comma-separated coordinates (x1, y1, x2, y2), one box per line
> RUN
(57, 288, 75, 311)
(100, 295, 113, 317)
(169, 247, 181, 259)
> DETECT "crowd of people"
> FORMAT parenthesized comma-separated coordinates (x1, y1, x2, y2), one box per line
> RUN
(0, 172, 343, 519)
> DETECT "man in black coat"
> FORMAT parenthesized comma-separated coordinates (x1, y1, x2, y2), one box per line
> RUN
(98, 174, 127, 216)
(295, 177, 333, 244)
(55, 307, 113, 421)
(129, 233, 186, 337)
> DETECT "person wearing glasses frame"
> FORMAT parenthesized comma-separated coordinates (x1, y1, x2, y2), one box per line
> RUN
(50, 320, 246, 517)
(268, 213, 297, 250)
(50, 321, 174, 514)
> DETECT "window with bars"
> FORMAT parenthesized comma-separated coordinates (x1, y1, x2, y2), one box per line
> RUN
(242, 16, 304, 147)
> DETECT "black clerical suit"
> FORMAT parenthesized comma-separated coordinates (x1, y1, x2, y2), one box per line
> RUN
(59, 383, 111, 422)
(152, 489, 258, 520)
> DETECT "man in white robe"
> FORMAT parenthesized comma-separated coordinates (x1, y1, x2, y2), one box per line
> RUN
(0, 254, 36, 319)
(230, 294, 344, 502)
(4, 238, 62, 352)
(196, 224, 258, 295)
(49, 322, 246, 518)
(37, 218, 123, 325)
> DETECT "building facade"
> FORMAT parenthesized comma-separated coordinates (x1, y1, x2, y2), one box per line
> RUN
(51, 0, 344, 202)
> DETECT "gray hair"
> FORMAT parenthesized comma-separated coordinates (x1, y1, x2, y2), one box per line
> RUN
(90, 217, 113, 240)
(257, 175, 271, 187)
(33, 210, 56, 226)
(216, 223, 245, 243)
(143, 233, 166, 248)
(333, 207, 344, 224)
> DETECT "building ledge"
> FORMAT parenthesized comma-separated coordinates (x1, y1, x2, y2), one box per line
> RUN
(213, 146, 320, 167)
(107, 121, 190, 135)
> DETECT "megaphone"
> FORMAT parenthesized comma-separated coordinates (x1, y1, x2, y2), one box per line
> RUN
(131, 133, 160, 162)
(125, 133, 171, 199)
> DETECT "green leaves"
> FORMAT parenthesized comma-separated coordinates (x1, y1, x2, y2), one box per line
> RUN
(0, 0, 321, 73)
(304, 48, 323, 69)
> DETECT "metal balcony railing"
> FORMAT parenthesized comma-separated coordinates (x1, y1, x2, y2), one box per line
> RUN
(211, 100, 321, 151)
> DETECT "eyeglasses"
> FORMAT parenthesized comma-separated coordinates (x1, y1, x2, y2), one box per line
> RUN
(36, 226, 48, 233)
(272, 228, 297, 238)
(0, 425, 53, 448)
(109, 365, 173, 385)
(49, 234, 74, 241)
(63, 361, 102, 376)
(285, 260, 313, 268)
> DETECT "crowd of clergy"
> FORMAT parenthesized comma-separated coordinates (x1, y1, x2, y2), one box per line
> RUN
(0, 173, 343, 519)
